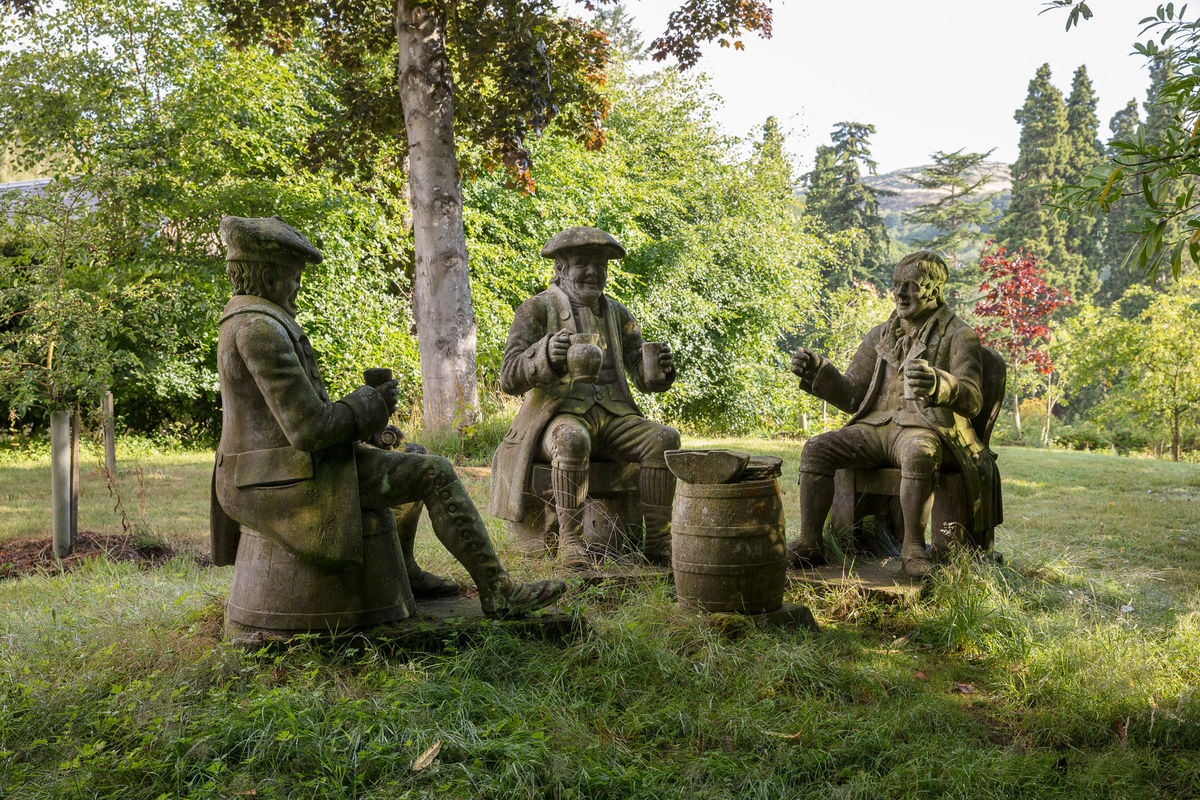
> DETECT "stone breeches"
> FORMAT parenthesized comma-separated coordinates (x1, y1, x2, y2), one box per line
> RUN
(354, 443, 459, 510)
(799, 423, 942, 480)
(538, 406, 681, 471)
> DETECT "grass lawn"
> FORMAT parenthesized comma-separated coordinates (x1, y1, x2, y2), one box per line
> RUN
(2, 438, 1200, 798)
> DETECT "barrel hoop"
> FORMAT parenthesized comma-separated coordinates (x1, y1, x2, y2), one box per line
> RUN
(673, 559, 785, 576)
(673, 526, 783, 539)
(676, 478, 779, 499)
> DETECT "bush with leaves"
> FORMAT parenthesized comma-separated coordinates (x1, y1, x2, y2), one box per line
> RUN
(1062, 277, 1200, 461)
(0, 0, 418, 434)
(464, 70, 837, 433)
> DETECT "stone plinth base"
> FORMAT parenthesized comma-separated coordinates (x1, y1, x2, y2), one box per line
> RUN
(789, 558, 923, 604)
(227, 594, 583, 654)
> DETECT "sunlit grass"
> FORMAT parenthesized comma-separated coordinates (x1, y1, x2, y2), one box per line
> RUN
(2, 438, 1200, 797)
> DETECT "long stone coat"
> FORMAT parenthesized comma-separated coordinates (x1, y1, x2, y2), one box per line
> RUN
(803, 303, 991, 533)
(210, 295, 388, 567)
(489, 285, 673, 523)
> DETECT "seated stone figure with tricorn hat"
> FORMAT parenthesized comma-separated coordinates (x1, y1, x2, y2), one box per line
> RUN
(490, 226, 681, 569)
(210, 215, 564, 627)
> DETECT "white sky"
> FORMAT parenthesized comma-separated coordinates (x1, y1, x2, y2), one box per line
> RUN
(628, 0, 1169, 172)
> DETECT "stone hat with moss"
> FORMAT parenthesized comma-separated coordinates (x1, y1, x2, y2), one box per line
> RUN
(220, 215, 323, 268)
(541, 226, 626, 260)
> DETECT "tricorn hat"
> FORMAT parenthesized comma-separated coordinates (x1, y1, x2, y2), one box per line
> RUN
(541, 226, 626, 259)
(220, 215, 323, 268)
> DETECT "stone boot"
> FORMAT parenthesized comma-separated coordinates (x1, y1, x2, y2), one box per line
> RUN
(422, 472, 565, 617)
(901, 543, 933, 578)
(551, 464, 592, 570)
(639, 464, 675, 566)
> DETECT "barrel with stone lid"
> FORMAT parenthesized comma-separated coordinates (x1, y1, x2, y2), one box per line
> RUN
(671, 477, 787, 614)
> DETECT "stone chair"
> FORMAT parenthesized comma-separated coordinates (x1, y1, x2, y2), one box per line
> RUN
(829, 345, 1007, 557)
(509, 460, 642, 557)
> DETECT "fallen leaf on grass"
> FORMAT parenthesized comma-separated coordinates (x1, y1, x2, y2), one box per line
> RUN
(411, 740, 443, 772)
(763, 730, 804, 740)
(235, 792, 257, 797)
(914, 671, 929, 681)
(954, 683, 975, 695)
(891, 633, 911, 648)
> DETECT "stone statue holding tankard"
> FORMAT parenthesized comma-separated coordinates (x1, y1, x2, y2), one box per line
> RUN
(489, 227, 681, 568)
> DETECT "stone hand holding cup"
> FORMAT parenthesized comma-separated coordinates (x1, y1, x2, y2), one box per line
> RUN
(363, 367, 400, 416)
(548, 328, 572, 373)
(641, 342, 674, 385)
(903, 358, 937, 402)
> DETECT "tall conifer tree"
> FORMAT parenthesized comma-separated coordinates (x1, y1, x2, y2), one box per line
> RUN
(998, 64, 1082, 296)
(1063, 65, 1104, 297)
(802, 121, 891, 287)
(901, 149, 999, 299)
(1098, 99, 1144, 304)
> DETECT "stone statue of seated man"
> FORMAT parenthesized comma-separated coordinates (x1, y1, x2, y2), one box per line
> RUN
(209, 215, 564, 622)
(788, 250, 990, 578)
(489, 227, 681, 568)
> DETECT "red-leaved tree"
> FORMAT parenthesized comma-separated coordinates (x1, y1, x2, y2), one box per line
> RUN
(974, 242, 1071, 442)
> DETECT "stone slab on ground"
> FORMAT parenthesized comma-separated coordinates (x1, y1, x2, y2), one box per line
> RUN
(228, 594, 585, 653)
(573, 563, 672, 589)
(789, 558, 923, 604)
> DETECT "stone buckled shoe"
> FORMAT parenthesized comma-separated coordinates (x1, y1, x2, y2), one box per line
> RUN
(786, 539, 827, 569)
(481, 577, 567, 619)
(408, 569, 461, 599)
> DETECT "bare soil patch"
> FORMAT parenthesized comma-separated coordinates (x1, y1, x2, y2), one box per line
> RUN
(0, 531, 173, 581)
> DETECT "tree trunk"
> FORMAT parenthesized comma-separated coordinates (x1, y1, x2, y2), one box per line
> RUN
(1041, 372, 1053, 447)
(1012, 362, 1022, 443)
(1012, 387, 1022, 442)
(394, 0, 480, 432)
(1173, 407, 1181, 462)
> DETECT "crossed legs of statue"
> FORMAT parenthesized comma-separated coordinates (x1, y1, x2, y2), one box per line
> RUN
(355, 445, 565, 616)
(790, 423, 941, 578)
(540, 409, 681, 569)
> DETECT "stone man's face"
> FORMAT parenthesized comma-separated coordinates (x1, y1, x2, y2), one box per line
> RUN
(264, 266, 303, 316)
(558, 248, 609, 307)
(892, 263, 941, 322)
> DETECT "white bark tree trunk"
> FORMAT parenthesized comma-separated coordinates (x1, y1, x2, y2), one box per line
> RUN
(395, 0, 480, 431)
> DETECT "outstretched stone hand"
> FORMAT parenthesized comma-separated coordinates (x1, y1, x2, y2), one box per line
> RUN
(791, 346, 820, 381)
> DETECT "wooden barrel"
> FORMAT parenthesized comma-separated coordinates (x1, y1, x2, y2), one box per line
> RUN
(225, 508, 416, 636)
(672, 478, 787, 614)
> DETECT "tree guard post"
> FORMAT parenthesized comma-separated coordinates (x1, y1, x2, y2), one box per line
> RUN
(71, 408, 80, 547)
(50, 409, 72, 558)
(101, 390, 116, 476)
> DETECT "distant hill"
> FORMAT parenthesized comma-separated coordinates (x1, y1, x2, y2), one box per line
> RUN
(861, 161, 1012, 252)
(863, 161, 1012, 215)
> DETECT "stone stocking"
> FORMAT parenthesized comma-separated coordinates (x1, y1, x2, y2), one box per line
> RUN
(551, 464, 591, 568)
(899, 474, 935, 577)
(639, 464, 675, 565)
(788, 471, 832, 567)
(421, 469, 566, 616)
